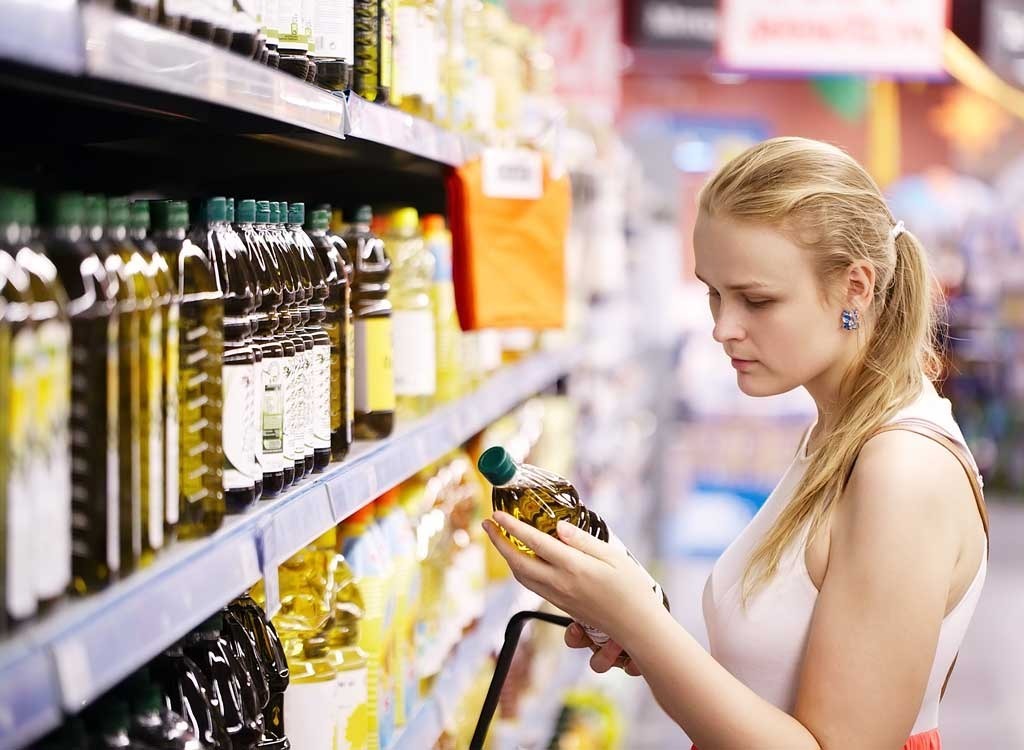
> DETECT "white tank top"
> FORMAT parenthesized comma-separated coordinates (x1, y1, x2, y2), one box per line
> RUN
(702, 380, 987, 736)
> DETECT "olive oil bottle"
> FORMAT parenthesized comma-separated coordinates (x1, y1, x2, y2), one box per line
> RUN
(15, 190, 73, 609)
(288, 203, 332, 473)
(259, 202, 298, 490)
(0, 188, 39, 629)
(131, 201, 181, 545)
(343, 206, 394, 440)
(152, 200, 226, 540)
(238, 200, 286, 498)
(478, 447, 670, 648)
(283, 637, 337, 750)
(41, 193, 121, 594)
(279, 204, 316, 479)
(307, 208, 354, 462)
(89, 198, 142, 575)
(192, 197, 258, 513)
(110, 197, 165, 567)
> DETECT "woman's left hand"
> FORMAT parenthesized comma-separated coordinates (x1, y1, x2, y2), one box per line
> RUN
(482, 511, 663, 654)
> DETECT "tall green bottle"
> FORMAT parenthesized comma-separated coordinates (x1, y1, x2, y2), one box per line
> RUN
(238, 200, 285, 497)
(88, 198, 142, 575)
(192, 198, 258, 513)
(152, 201, 225, 539)
(109, 197, 165, 567)
(16, 191, 72, 610)
(0, 188, 38, 630)
(131, 201, 181, 545)
(41, 193, 121, 594)
(259, 202, 298, 490)
(307, 208, 353, 462)
(288, 203, 332, 473)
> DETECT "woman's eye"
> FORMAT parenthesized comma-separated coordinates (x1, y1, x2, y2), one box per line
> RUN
(745, 298, 772, 309)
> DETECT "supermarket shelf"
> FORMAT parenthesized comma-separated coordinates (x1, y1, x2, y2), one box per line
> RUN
(0, 346, 580, 750)
(388, 580, 542, 750)
(345, 93, 475, 167)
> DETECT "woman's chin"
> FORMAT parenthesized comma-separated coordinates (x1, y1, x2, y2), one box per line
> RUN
(736, 371, 791, 398)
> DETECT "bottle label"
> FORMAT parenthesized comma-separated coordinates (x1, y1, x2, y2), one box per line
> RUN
(146, 312, 165, 552)
(379, 0, 393, 91)
(262, 356, 286, 473)
(107, 316, 121, 574)
(277, 0, 308, 50)
(283, 680, 337, 750)
(419, 9, 439, 105)
(34, 319, 72, 600)
(302, 345, 315, 455)
(345, 314, 355, 426)
(392, 5, 418, 100)
(223, 358, 257, 491)
(261, 0, 281, 41)
(8, 329, 37, 618)
(315, 0, 353, 59)
(391, 309, 436, 397)
(252, 353, 264, 479)
(165, 304, 180, 527)
(282, 353, 301, 463)
(355, 317, 395, 413)
(579, 531, 667, 647)
(335, 664, 369, 750)
(302, 0, 316, 52)
(312, 342, 332, 450)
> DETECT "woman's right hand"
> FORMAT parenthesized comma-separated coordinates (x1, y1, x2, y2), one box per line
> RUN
(564, 621, 643, 676)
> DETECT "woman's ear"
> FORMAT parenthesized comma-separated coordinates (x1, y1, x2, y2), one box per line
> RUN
(844, 261, 876, 312)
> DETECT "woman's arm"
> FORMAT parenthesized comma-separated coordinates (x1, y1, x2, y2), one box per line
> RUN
(484, 431, 967, 750)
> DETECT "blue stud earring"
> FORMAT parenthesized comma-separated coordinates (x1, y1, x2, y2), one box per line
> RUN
(841, 308, 860, 331)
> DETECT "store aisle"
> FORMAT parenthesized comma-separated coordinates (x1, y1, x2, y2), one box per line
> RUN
(626, 500, 1024, 749)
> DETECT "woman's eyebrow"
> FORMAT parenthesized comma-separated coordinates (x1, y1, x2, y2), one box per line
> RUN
(694, 273, 772, 292)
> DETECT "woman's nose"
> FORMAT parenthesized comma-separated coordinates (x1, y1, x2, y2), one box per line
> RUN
(712, 307, 745, 344)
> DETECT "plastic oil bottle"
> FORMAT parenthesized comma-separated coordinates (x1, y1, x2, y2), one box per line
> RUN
(343, 206, 395, 440)
(307, 208, 353, 463)
(422, 214, 461, 402)
(288, 203, 333, 473)
(478, 447, 670, 647)
(378, 0, 394, 101)
(191, 197, 258, 513)
(284, 637, 337, 750)
(340, 505, 390, 750)
(87, 199, 141, 575)
(259, 202, 299, 490)
(237, 200, 285, 498)
(386, 208, 436, 421)
(16, 190, 72, 610)
(109, 197, 165, 567)
(40, 193, 121, 595)
(279, 203, 316, 480)
(0, 188, 39, 630)
(227, 198, 264, 503)
(131, 200, 181, 546)
(151, 200, 226, 540)
(365, 500, 398, 747)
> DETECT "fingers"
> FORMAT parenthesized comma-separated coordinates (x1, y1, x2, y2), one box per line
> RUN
(554, 520, 618, 565)
(490, 512, 582, 568)
(481, 518, 556, 591)
(564, 621, 594, 649)
(623, 658, 642, 677)
(589, 640, 624, 674)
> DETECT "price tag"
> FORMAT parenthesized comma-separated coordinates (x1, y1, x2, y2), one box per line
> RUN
(482, 148, 543, 200)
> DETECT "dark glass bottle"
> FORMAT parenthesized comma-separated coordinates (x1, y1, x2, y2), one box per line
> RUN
(231, 595, 290, 748)
(307, 208, 353, 462)
(288, 203, 332, 472)
(127, 672, 205, 749)
(276, 204, 314, 480)
(343, 205, 394, 440)
(151, 200, 225, 539)
(236, 200, 285, 498)
(190, 198, 257, 514)
(40, 193, 120, 595)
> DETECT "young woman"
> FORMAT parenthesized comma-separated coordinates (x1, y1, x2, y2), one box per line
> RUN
(483, 137, 989, 750)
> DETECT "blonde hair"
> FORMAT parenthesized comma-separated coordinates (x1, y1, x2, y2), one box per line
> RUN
(698, 137, 944, 601)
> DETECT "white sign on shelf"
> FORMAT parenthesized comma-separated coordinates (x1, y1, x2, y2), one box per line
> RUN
(482, 147, 544, 200)
(718, 0, 949, 77)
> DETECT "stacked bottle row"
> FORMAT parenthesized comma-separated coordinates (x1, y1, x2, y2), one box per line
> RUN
(102, 0, 554, 139)
(27, 449, 490, 750)
(31, 594, 289, 750)
(0, 187, 484, 635)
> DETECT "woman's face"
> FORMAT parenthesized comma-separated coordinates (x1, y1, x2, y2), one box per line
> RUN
(693, 212, 849, 398)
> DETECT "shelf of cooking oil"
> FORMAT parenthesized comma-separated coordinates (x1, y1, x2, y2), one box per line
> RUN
(0, 189, 579, 749)
(0, 0, 553, 167)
